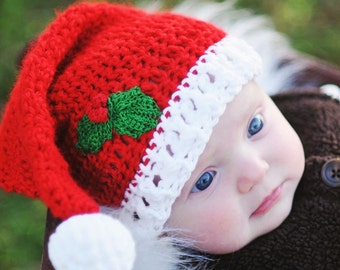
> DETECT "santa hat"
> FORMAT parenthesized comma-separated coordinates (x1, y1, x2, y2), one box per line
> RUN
(0, 2, 261, 269)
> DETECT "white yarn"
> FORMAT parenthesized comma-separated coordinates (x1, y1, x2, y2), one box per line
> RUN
(48, 213, 136, 270)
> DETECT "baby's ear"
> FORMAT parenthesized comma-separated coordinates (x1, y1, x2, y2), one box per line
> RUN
(48, 213, 136, 270)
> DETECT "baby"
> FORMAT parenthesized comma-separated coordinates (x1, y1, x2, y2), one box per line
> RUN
(0, 2, 304, 269)
(166, 80, 304, 254)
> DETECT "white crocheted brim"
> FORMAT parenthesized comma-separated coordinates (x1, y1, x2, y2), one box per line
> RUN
(120, 35, 262, 232)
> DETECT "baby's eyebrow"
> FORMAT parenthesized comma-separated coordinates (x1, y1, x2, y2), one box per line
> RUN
(235, 93, 257, 122)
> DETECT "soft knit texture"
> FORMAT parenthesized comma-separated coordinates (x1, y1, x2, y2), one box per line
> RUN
(48, 213, 136, 270)
(205, 90, 340, 269)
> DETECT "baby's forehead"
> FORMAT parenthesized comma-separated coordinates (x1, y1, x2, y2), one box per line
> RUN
(196, 82, 267, 155)
(220, 81, 266, 121)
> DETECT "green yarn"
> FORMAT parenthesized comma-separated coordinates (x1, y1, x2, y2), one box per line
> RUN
(76, 86, 161, 154)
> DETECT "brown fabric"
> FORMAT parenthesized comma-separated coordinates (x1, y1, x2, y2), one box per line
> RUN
(208, 90, 340, 269)
(40, 210, 61, 270)
(279, 56, 340, 89)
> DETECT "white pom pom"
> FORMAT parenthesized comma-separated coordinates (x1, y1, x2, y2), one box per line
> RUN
(48, 213, 135, 270)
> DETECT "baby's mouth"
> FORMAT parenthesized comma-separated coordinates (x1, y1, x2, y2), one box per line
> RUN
(251, 183, 283, 217)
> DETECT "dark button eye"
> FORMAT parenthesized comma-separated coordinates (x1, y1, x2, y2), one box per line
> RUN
(321, 158, 340, 187)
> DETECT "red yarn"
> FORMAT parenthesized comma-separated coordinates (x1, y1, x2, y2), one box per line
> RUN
(0, 2, 225, 220)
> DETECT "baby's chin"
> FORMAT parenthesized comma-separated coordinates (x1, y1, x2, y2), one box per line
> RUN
(196, 240, 249, 255)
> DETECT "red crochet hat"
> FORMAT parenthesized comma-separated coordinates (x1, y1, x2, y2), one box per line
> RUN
(0, 2, 261, 233)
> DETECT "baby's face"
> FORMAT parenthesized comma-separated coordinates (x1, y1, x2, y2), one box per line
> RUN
(167, 81, 305, 254)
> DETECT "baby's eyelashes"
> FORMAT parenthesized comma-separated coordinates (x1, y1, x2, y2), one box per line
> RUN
(191, 171, 217, 193)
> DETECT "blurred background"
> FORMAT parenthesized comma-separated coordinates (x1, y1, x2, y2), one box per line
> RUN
(0, 0, 339, 269)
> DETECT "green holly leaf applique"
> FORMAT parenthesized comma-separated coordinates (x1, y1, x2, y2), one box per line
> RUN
(76, 86, 161, 154)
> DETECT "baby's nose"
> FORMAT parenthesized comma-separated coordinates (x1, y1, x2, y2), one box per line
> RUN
(236, 155, 269, 193)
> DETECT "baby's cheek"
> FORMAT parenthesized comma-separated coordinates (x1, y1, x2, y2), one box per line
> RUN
(193, 207, 244, 253)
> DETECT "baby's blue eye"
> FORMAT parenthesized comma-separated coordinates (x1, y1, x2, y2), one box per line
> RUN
(248, 114, 264, 137)
(191, 171, 216, 193)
